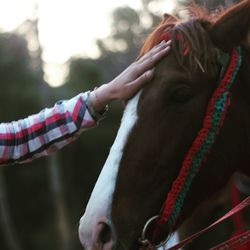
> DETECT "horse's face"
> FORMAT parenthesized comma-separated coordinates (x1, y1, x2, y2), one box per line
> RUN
(79, 2, 250, 249)
(110, 56, 219, 247)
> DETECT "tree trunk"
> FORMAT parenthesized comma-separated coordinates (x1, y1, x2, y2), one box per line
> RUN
(32, 17, 72, 250)
(47, 155, 71, 250)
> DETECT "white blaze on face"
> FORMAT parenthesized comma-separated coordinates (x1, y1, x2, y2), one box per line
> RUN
(79, 91, 141, 246)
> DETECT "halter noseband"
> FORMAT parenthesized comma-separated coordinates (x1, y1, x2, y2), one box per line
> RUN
(139, 46, 242, 248)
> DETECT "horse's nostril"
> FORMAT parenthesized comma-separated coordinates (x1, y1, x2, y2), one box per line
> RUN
(79, 216, 114, 249)
(97, 222, 112, 244)
(96, 222, 114, 249)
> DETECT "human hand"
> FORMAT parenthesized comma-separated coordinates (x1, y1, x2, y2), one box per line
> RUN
(89, 40, 171, 112)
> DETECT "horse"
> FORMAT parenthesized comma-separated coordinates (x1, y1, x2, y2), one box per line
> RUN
(79, 0, 250, 249)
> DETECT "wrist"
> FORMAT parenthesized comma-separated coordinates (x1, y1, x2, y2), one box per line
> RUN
(89, 83, 116, 112)
(85, 91, 108, 122)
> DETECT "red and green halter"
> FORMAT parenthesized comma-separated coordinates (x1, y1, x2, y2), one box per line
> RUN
(142, 44, 243, 246)
(157, 46, 242, 228)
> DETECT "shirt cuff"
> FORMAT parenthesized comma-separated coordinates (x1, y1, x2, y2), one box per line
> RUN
(84, 91, 108, 122)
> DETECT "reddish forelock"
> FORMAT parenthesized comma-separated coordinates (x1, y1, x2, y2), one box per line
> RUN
(139, 22, 176, 56)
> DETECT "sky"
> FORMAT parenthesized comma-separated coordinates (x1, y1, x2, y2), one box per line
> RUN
(0, 0, 176, 87)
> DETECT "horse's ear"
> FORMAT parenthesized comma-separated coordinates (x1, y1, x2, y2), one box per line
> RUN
(162, 13, 178, 23)
(209, 0, 250, 52)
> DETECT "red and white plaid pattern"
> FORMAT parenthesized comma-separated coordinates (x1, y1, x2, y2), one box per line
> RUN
(0, 92, 97, 165)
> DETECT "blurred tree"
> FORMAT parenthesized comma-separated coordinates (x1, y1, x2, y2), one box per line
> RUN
(22, 17, 72, 250)
(0, 32, 41, 250)
(96, 6, 142, 54)
(0, 33, 40, 121)
(141, 0, 170, 26)
(63, 58, 103, 96)
(112, 7, 141, 49)
(0, 19, 71, 250)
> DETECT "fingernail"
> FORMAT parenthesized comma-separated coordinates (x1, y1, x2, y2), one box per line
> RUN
(162, 40, 171, 47)
(166, 40, 172, 45)
(159, 40, 167, 45)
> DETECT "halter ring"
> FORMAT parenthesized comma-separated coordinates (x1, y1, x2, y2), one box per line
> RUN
(139, 215, 171, 248)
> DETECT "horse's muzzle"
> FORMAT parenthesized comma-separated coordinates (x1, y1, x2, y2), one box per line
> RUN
(79, 215, 114, 250)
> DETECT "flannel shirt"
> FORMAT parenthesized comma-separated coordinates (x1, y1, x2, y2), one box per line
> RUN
(0, 92, 99, 166)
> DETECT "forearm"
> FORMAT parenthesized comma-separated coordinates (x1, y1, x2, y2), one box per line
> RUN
(0, 92, 97, 165)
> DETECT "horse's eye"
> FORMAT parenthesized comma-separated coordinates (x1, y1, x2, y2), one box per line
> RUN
(170, 85, 192, 104)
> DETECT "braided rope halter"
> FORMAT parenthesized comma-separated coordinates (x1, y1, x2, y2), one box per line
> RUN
(139, 41, 242, 248)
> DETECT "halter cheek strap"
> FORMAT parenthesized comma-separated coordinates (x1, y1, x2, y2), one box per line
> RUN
(156, 46, 242, 230)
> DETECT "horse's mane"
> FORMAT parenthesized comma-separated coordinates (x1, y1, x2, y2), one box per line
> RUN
(139, 1, 248, 73)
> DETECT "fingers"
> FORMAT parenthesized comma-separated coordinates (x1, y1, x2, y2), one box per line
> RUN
(138, 40, 171, 63)
(109, 41, 171, 101)
(126, 69, 154, 97)
(135, 41, 171, 75)
(138, 41, 168, 62)
(148, 44, 171, 65)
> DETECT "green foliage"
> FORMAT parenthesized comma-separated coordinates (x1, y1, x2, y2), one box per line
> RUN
(0, 32, 52, 250)
(111, 7, 141, 49)
(60, 58, 103, 98)
(0, 33, 40, 121)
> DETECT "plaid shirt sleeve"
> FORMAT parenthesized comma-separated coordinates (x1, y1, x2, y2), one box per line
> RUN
(0, 92, 100, 166)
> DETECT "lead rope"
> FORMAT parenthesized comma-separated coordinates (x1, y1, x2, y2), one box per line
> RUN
(209, 230, 250, 250)
(153, 47, 242, 235)
(166, 196, 250, 250)
(230, 179, 250, 250)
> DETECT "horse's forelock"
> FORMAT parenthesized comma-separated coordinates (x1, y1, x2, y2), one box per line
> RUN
(139, 5, 226, 73)
(171, 19, 218, 73)
(139, 3, 213, 54)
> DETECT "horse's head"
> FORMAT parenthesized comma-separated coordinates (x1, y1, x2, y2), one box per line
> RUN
(79, 1, 250, 249)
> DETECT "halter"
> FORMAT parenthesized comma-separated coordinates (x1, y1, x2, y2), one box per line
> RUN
(139, 45, 242, 248)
